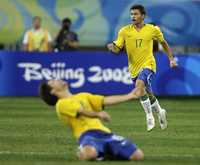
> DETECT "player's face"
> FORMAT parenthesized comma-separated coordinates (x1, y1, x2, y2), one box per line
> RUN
(48, 80, 68, 92)
(33, 18, 41, 29)
(130, 9, 144, 24)
(63, 22, 71, 30)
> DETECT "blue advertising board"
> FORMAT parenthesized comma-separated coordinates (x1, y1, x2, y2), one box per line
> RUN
(0, 51, 200, 96)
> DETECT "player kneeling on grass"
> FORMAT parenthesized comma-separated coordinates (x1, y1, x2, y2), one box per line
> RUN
(39, 80, 143, 161)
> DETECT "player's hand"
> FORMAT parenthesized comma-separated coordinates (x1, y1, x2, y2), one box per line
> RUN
(170, 58, 178, 68)
(97, 111, 111, 122)
(107, 43, 114, 51)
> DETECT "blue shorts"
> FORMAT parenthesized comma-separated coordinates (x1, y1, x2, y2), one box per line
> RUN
(78, 130, 137, 160)
(132, 68, 155, 93)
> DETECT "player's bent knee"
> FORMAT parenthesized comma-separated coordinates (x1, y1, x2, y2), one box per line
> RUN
(129, 149, 144, 161)
(78, 145, 97, 161)
(135, 87, 145, 97)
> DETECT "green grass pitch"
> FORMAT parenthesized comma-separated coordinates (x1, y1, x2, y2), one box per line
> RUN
(0, 97, 200, 165)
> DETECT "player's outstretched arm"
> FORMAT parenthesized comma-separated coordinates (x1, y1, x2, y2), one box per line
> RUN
(160, 40, 178, 68)
(107, 43, 121, 54)
(103, 90, 138, 106)
(78, 108, 111, 122)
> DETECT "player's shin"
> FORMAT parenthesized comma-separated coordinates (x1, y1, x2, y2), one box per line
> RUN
(140, 95, 153, 115)
(151, 99, 162, 113)
(140, 95, 155, 131)
(151, 99, 168, 130)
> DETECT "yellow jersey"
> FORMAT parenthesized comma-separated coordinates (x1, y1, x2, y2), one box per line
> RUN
(113, 24, 165, 78)
(27, 29, 49, 52)
(56, 93, 111, 139)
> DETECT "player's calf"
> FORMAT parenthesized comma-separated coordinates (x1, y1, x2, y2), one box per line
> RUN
(151, 99, 168, 130)
(77, 145, 98, 161)
(140, 95, 155, 131)
(157, 109, 167, 130)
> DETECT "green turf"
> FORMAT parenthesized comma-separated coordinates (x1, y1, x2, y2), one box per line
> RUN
(0, 97, 200, 165)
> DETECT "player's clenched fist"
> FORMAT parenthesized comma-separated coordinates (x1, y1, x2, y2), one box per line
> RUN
(107, 43, 114, 51)
(170, 58, 178, 68)
(107, 43, 120, 53)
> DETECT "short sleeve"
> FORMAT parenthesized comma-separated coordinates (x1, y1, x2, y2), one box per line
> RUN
(153, 26, 164, 43)
(47, 32, 52, 42)
(113, 28, 125, 49)
(56, 99, 81, 117)
(23, 31, 29, 44)
(87, 93, 104, 112)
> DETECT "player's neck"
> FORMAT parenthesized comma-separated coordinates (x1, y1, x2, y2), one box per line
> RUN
(134, 22, 145, 30)
(58, 91, 72, 99)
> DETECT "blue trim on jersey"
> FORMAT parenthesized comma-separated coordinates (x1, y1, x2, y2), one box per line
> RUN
(78, 130, 137, 160)
(132, 68, 155, 93)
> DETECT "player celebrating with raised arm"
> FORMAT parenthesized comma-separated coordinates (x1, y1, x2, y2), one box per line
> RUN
(39, 80, 143, 161)
(107, 4, 177, 131)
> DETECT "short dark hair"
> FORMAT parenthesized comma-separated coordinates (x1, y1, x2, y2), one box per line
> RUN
(33, 16, 41, 21)
(130, 4, 146, 15)
(39, 82, 58, 106)
(62, 17, 71, 25)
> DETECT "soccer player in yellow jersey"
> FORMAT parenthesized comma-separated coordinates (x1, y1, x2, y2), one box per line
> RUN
(107, 4, 177, 131)
(39, 80, 143, 161)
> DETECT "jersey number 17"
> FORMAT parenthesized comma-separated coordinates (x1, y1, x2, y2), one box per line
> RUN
(136, 39, 143, 48)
